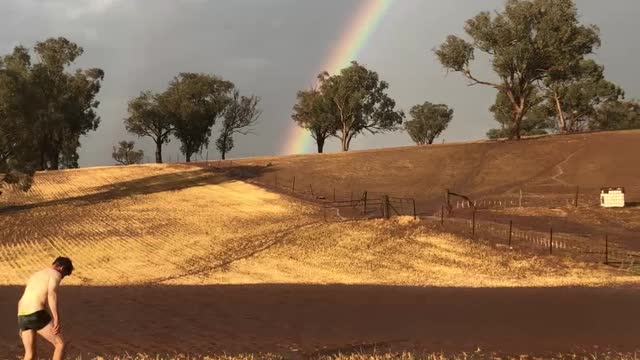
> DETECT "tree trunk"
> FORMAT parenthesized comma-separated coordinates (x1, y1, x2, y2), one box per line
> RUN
(505, 91, 527, 140)
(155, 140, 163, 163)
(340, 114, 349, 151)
(316, 137, 325, 153)
(342, 126, 355, 151)
(186, 153, 191, 163)
(344, 131, 357, 151)
(222, 133, 230, 160)
(48, 150, 60, 170)
(512, 108, 524, 140)
(553, 93, 567, 132)
(39, 150, 46, 171)
(504, 90, 525, 140)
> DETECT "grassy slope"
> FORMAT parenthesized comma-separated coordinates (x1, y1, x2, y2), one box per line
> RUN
(0, 163, 635, 287)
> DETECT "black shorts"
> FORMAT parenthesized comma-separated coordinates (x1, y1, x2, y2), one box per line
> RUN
(17, 310, 52, 331)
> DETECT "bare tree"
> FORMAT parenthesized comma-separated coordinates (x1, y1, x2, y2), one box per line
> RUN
(216, 90, 261, 160)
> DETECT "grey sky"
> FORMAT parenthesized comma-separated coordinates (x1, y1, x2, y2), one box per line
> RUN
(1, 0, 638, 167)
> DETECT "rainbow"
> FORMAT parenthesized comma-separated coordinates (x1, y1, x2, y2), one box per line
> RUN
(281, 0, 393, 155)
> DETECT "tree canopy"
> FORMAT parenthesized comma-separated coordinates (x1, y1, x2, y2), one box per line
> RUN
(0, 49, 37, 191)
(1, 37, 102, 192)
(405, 102, 453, 145)
(436, 0, 600, 139)
(125, 91, 173, 163)
(160, 73, 234, 162)
(542, 59, 624, 132)
(112, 141, 144, 165)
(486, 90, 551, 139)
(291, 88, 337, 153)
(591, 100, 640, 131)
(30, 37, 104, 169)
(295, 61, 404, 152)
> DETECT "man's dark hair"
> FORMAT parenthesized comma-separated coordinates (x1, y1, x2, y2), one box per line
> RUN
(52, 257, 74, 275)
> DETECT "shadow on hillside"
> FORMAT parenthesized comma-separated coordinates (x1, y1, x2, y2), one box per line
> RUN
(1, 284, 639, 358)
(0, 164, 274, 215)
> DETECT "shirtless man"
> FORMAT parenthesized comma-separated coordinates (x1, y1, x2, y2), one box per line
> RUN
(17, 257, 73, 360)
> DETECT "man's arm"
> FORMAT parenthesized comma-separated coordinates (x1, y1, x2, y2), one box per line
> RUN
(47, 273, 62, 334)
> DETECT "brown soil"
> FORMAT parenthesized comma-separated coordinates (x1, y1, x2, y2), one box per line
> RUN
(1, 285, 639, 358)
(224, 130, 640, 250)
(228, 130, 640, 201)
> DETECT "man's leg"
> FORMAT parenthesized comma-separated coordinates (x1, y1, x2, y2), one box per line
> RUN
(20, 329, 36, 360)
(37, 323, 67, 360)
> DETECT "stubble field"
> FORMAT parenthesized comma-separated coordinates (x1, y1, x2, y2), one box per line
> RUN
(0, 163, 639, 358)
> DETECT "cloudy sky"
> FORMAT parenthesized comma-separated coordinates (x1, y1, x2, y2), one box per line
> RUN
(1, 0, 639, 167)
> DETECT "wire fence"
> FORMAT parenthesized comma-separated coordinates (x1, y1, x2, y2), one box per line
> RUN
(212, 168, 640, 270)
(420, 211, 640, 269)
(451, 188, 640, 210)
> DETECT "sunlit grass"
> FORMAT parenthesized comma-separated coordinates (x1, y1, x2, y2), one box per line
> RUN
(1, 164, 637, 287)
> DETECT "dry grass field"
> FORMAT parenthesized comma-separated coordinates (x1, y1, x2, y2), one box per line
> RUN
(0, 139, 639, 358)
(0, 164, 315, 286)
(1, 164, 635, 287)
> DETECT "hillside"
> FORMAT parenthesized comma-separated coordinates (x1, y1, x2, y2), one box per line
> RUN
(1, 161, 639, 357)
(0, 163, 631, 287)
(226, 130, 640, 247)
(231, 130, 640, 204)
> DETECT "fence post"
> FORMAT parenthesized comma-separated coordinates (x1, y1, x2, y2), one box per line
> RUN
(575, 185, 579, 208)
(605, 234, 609, 265)
(382, 195, 390, 219)
(412, 199, 417, 220)
(440, 205, 444, 225)
(519, 189, 523, 207)
(472, 208, 476, 238)
(549, 227, 553, 254)
(445, 189, 450, 212)
(309, 184, 314, 197)
(445, 189, 449, 203)
(508, 220, 513, 246)
(350, 191, 354, 206)
(292, 176, 295, 192)
(333, 188, 336, 202)
(363, 191, 368, 214)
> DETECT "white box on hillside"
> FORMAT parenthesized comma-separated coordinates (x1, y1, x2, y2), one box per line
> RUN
(600, 187, 625, 208)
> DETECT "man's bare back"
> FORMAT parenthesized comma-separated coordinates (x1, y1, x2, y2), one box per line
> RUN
(18, 268, 61, 316)
(17, 257, 73, 360)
